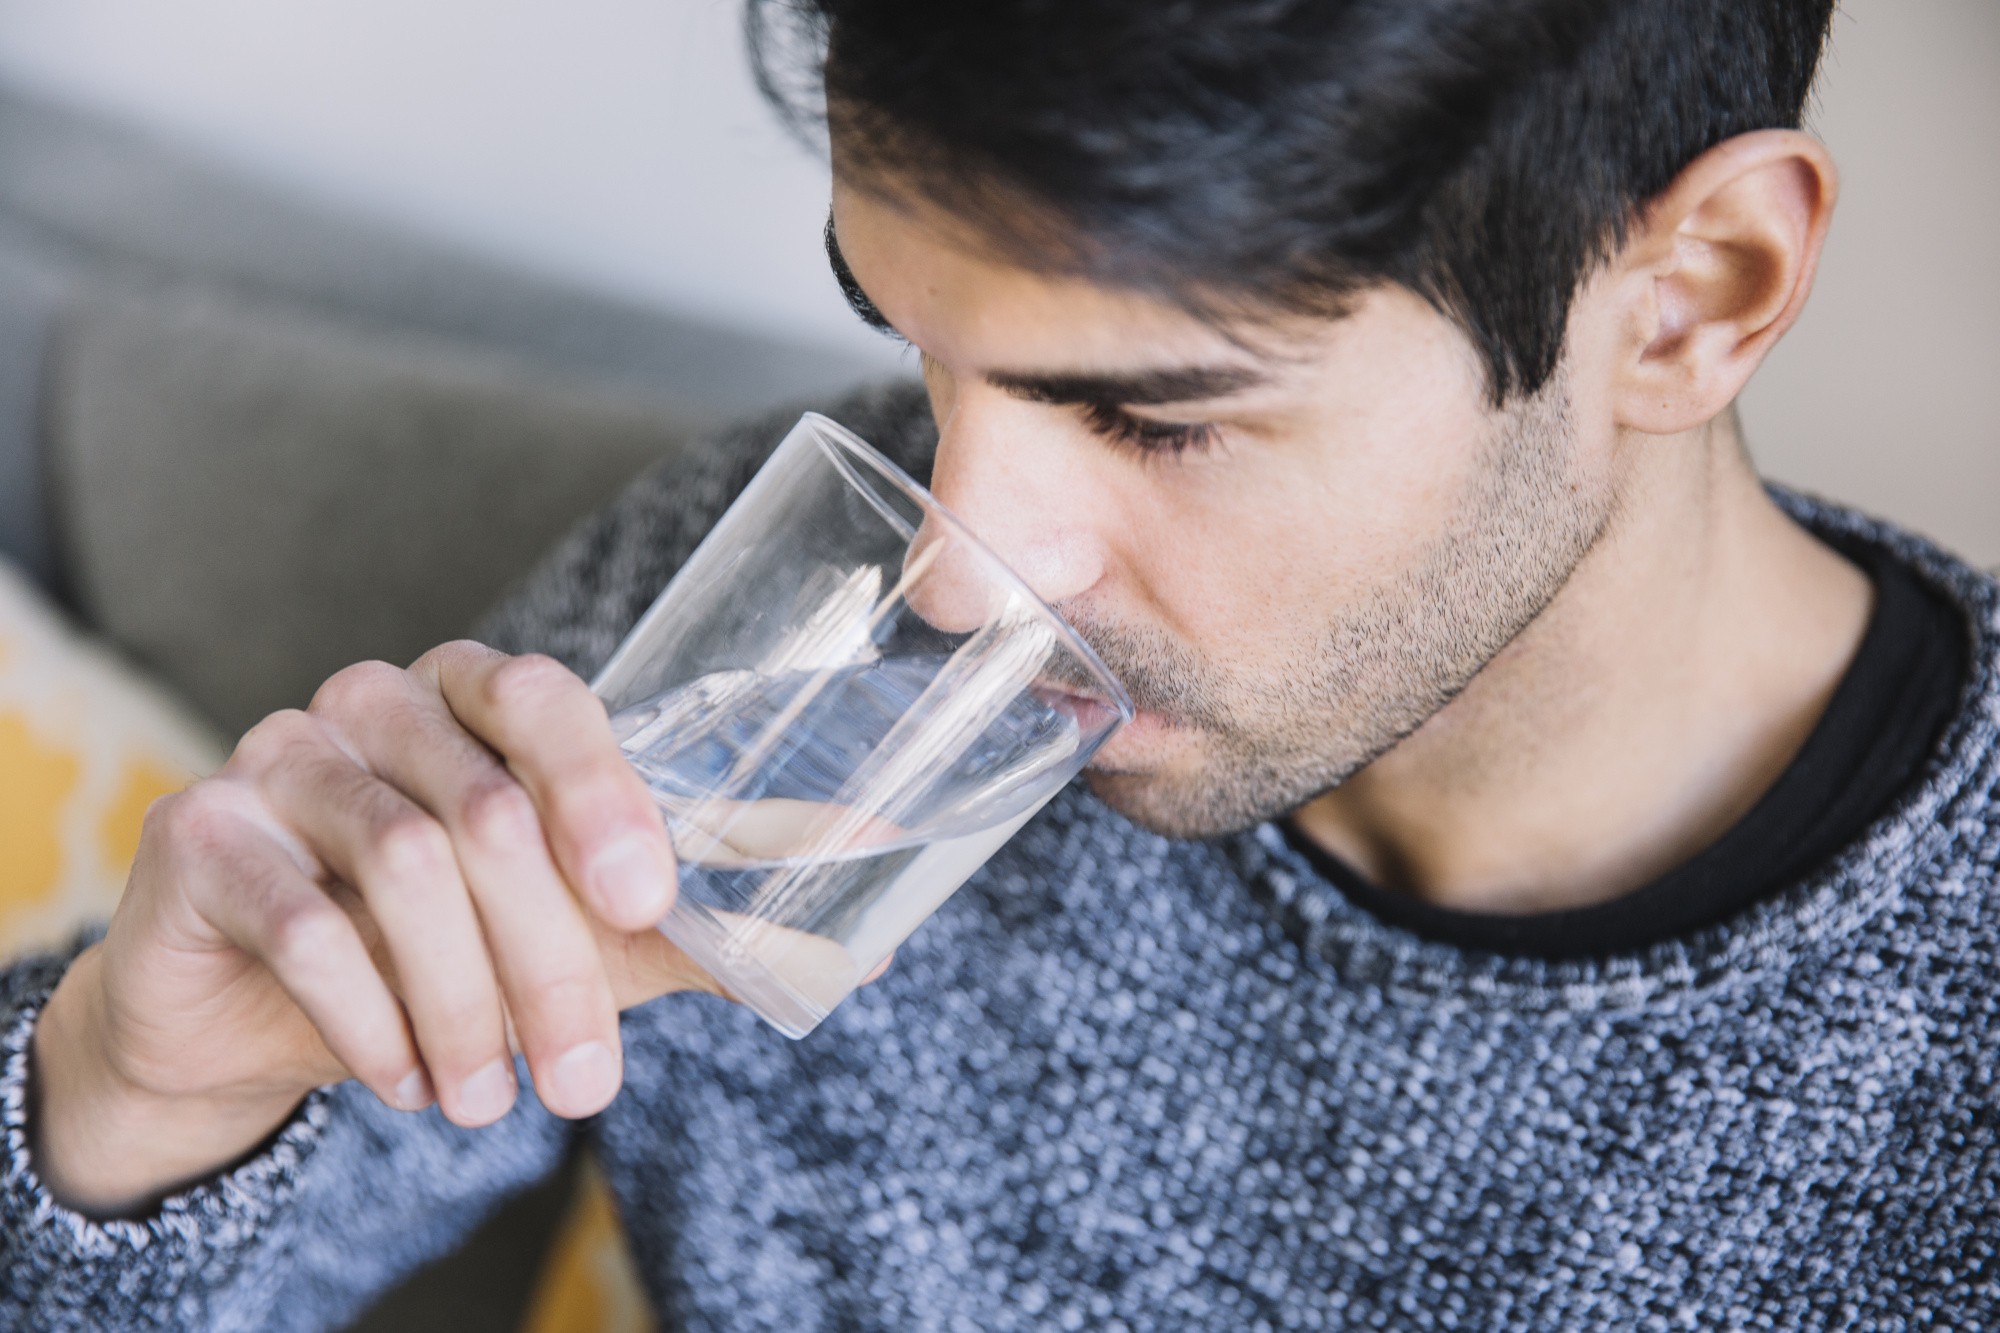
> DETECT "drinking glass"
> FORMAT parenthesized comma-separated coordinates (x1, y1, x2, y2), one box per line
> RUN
(592, 412, 1131, 1038)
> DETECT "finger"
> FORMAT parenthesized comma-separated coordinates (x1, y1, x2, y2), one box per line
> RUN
(323, 676, 626, 1119)
(174, 785, 433, 1111)
(238, 708, 518, 1128)
(594, 913, 729, 1011)
(416, 644, 678, 932)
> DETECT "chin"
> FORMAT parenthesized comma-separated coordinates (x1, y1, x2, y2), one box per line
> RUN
(1080, 714, 1220, 835)
(1080, 767, 1163, 823)
(1082, 721, 1344, 841)
(1080, 767, 1248, 841)
(1084, 706, 1180, 773)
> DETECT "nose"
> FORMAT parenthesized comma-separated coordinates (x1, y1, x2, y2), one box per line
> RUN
(921, 387, 1109, 613)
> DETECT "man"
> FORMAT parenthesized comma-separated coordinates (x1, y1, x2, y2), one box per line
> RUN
(6, 0, 1994, 1327)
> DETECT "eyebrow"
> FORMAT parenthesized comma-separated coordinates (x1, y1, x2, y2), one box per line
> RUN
(824, 213, 1270, 407)
(985, 363, 1267, 407)
(825, 215, 897, 335)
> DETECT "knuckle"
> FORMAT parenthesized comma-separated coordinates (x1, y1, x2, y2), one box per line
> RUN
(456, 777, 542, 853)
(232, 708, 321, 768)
(481, 653, 574, 716)
(148, 783, 239, 857)
(410, 640, 469, 677)
(310, 660, 403, 717)
(364, 811, 458, 887)
(144, 787, 196, 842)
(429, 637, 489, 662)
(261, 898, 349, 976)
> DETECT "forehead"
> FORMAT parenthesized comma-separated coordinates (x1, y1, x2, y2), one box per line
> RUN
(827, 172, 1493, 421)
(829, 178, 1269, 371)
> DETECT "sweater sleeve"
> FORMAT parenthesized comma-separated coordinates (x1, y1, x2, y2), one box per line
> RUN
(0, 941, 575, 1332)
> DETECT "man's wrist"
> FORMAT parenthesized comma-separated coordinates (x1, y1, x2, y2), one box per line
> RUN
(27, 948, 306, 1218)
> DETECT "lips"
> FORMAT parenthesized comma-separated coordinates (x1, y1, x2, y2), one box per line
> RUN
(1029, 681, 1125, 735)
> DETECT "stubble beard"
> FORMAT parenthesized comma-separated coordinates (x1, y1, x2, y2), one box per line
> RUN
(1071, 369, 1615, 839)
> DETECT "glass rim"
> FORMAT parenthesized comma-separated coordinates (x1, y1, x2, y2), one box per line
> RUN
(800, 411, 1136, 726)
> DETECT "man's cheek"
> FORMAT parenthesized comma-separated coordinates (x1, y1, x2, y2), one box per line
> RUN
(1164, 528, 1338, 650)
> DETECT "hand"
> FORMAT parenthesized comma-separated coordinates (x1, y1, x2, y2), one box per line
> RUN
(31, 642, 716, 1214)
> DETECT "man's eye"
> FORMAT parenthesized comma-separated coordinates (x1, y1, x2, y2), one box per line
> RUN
(1080, 403, 1219, 458)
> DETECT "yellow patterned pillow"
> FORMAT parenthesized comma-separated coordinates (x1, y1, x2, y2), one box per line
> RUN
(0, 562, 224, 954)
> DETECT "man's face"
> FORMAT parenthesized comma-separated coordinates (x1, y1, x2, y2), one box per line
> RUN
(831, 180, 1623, 839)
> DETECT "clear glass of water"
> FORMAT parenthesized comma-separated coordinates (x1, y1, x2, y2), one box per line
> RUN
(592, 412, 1132, 1038)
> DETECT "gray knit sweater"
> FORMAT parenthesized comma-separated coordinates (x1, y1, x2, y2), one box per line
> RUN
(4, 382, 1997, 1331)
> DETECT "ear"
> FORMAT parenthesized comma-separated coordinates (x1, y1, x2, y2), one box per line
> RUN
(1609, 130, 1838, 435)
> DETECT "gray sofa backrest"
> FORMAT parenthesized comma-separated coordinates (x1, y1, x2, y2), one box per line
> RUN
(0, 90, 892, 736)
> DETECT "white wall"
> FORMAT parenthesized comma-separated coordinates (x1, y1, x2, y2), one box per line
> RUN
(0, 0, 1992, 563)
(1739, 0, 2000, 568)
(0, 0, 902, 368)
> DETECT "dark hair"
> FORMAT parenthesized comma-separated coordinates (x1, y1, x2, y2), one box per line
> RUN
(747, 0, 1837, 402)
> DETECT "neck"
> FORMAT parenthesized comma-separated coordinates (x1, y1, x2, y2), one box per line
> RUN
(1291, 410, 1875, 915)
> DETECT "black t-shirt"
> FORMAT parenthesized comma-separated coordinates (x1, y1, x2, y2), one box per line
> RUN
(1280, 540, 1971, 960)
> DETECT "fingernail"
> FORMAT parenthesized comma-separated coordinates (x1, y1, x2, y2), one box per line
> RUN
(457, 1058, 517, 1123)
(548, 1041, 620, 1114)
(592, 838, 666, 921)
(393, 1067, 434, 1111)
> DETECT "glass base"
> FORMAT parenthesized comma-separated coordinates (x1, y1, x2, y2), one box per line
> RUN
(656, 900, 836, 1040)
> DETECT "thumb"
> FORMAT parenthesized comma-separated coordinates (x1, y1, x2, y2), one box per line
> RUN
(596, 919, 730, 1011)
